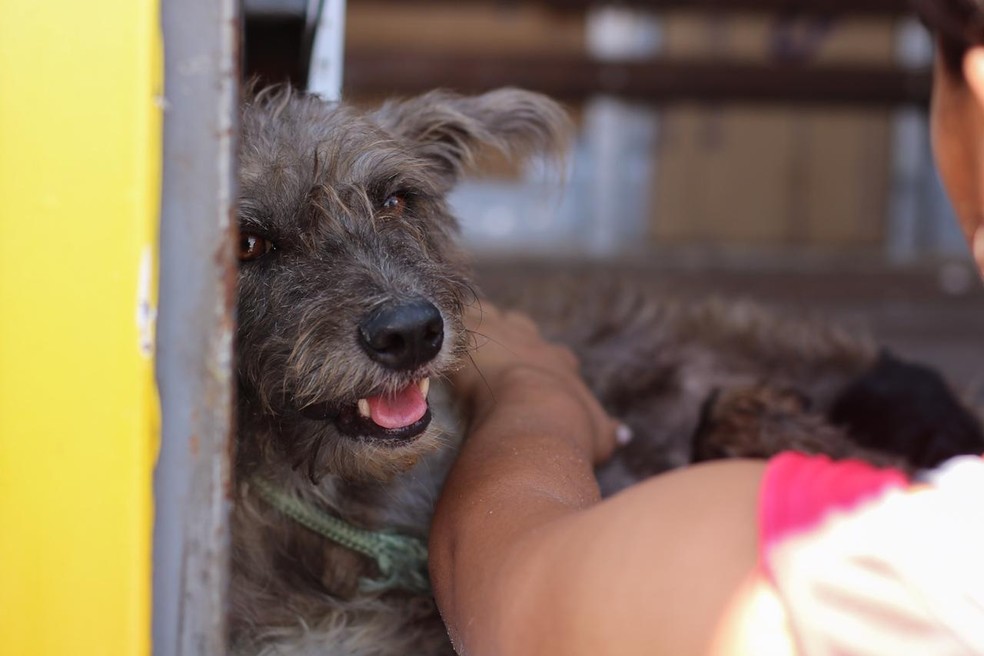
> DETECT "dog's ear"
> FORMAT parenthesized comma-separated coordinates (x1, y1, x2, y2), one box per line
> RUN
(372, 88, 571, 186)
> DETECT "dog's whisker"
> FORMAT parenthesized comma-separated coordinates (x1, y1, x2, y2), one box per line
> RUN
(463, 350, 497, 405)
(464, 329, 521, 360)
(460, 281, 481, 307)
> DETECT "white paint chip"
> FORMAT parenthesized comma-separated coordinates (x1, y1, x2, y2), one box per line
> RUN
(137, 247, 157, 358)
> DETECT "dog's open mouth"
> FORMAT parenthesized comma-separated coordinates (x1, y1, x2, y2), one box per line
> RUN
(301, 378, 432, 443)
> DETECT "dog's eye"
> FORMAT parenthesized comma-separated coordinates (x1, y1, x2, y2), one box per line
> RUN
(380, 193, 407, 217)
(239, 233, 274, 261)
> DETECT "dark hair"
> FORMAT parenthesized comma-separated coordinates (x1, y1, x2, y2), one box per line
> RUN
(912, 0, 984, 75)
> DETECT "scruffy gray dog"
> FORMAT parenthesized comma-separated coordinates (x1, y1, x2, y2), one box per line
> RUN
(230, 87, 983, 655)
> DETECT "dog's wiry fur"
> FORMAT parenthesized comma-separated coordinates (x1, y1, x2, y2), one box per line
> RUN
(230, 87, 984, 655)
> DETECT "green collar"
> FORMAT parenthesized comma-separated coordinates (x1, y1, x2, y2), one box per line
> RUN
(251, 477, 431, 596)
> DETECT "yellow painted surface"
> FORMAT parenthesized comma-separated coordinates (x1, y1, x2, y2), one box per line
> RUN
(0, 1, 162, 654)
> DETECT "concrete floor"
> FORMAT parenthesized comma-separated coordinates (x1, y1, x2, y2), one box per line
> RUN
(476, 259, 984, 403)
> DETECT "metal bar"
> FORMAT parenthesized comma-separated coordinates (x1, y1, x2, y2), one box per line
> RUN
(345, 52, 932, 106)
(307, 0, 348, 99)
(155, 0, 239, 653)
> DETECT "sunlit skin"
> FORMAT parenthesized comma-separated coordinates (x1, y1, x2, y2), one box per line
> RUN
(931, 46, 984, 274)
(430, 44, 984, 656)
(431, 305, 791, 656)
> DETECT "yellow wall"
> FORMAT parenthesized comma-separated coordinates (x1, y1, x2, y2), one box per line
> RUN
(0, 1, 162, 654)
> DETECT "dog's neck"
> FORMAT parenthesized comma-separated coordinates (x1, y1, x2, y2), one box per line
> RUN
(235, 381, 465, 599)
(249, 476, 431, 595)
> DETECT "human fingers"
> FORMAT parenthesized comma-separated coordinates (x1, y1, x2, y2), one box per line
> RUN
(459, 302, 576, 382)
(456, 302, 621, 461)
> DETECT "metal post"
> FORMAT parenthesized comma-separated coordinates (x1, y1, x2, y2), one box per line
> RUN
(154, 0, 239, 653)
(307, 0, 347, 99)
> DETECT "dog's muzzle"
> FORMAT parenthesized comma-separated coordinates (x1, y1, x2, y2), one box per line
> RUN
(301, 377, 434, 444)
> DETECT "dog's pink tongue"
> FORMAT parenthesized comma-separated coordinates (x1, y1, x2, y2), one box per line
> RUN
(367, 383, 427, 430)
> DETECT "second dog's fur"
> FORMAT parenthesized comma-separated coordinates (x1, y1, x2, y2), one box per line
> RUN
(230, 87, 983, 655)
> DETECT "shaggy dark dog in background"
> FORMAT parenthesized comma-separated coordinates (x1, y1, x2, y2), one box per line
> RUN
(230, 86, 983, 655)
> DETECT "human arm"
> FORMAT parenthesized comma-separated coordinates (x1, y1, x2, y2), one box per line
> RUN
(428, 303, 775, 656)
(428, 307, 984, 655)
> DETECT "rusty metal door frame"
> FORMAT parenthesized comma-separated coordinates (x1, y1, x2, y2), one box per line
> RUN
(154, 0, 239, 653)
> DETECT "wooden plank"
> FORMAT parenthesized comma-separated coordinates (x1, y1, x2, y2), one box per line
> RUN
(345, 51, 932, 106)
(372, 0, 911, 16)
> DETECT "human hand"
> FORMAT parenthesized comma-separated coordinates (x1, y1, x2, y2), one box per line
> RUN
(454, 301, 623, 464)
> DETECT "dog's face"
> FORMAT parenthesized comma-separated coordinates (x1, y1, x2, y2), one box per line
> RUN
(236, 87, 568, 481)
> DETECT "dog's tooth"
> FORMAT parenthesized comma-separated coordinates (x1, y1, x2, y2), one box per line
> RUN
(418, 378, 430, 398)
(357, 399, 371, 418)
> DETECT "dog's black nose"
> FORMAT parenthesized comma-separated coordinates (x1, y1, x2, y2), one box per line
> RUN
(359, 300, 444, 371)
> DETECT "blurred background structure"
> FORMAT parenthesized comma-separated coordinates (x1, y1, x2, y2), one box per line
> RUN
(241, 0, 982, 386)
(246, 0, 963, 263)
